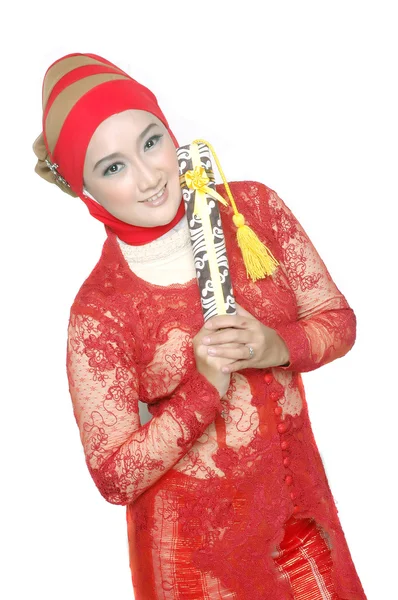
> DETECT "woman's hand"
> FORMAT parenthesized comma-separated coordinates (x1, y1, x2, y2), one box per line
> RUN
(200, 303, 290, 373)
(192, 324, 235, 398)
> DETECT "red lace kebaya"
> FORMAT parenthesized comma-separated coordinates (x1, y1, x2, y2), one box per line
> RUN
(33, 51, 366, 600)
(67, 181, 367, 599)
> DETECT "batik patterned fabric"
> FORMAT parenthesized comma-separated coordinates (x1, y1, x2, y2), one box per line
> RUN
(274, 516, 341, 599)
(177, 142, 236, 320)
(67, 181, 367, 599)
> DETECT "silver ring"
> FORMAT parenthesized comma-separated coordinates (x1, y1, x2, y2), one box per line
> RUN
(247, 345, 254, 359)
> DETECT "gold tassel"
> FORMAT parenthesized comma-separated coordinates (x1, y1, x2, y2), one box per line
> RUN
(192, 138, 279, 282)
(232, 212, 279, 282)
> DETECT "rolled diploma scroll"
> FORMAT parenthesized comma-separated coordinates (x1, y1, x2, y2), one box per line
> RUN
(177, 141, 236, 321)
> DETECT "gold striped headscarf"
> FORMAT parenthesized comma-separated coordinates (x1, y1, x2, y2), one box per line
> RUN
(32, 53, 185, 243)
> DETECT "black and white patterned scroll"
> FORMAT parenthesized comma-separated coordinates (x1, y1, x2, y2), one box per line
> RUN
(177, 142, 236, 321)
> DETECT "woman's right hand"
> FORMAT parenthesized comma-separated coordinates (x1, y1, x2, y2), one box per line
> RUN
(193, 320, 237, 398)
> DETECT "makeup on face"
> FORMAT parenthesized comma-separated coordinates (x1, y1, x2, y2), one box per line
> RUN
(83, 110, 182, 228)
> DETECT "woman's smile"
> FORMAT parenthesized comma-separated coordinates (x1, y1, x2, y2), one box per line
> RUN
(140, 183, 168, 206)
(83, 110, 182, 228)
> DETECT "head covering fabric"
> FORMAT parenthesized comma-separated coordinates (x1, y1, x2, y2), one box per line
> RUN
(33, 53, 185, 245)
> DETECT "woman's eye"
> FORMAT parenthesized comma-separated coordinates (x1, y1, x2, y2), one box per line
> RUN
(103, 162, 124, 177)
(144, 134, 163, 151)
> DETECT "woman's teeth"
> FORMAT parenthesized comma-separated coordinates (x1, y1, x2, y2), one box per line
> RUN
(144, 185, 166, 202)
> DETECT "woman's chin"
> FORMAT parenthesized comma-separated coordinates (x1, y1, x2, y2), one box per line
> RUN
(122, 206, 182, 229)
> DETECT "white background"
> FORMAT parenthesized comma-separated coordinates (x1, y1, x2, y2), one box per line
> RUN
(1, 1, 397, 598)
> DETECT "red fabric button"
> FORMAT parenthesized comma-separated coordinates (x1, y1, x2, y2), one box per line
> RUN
(280, 441, 289, 450)
(293, 505, 300, 514)
(270, 391, 279, 401)
(283, 457, 290, 468)
(264, 374, 273, 385)
(290, 491, 297, 500)
(285, 475, 293, 486)
(277, 422, 288, 434)
(274, 406, 282, 416)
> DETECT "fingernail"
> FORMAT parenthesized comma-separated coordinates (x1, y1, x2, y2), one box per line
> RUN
(222, 366, 229, 373)
(208, 348, 217, 355)
(202, 337, 211, 345)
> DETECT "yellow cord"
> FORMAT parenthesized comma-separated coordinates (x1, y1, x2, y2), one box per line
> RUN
(190, 139, 279, 282)
(192, 139, 239, 216)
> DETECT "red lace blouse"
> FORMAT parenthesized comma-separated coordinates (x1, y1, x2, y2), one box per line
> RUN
(66, 181, 366, 599)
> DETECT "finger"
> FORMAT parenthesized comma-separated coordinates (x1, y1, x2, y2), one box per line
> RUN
(235, 303, 254, 318)
(202, 330, 251, 346)
(235, 306, 274, 338)
(204, 314, 253, 331)
(221, 359, 255, 373)
(207, 345, 250, 360)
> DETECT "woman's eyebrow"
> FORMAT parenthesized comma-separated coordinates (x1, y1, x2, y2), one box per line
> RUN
(138, 122, 159, 141)
(93, 123, 160, 171)
(94, 152, 122, 171)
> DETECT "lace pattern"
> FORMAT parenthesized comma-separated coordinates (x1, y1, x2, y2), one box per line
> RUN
(67, 181, 365, 599)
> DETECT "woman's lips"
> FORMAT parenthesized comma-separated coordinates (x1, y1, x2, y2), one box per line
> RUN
(141, 184, 168, 207)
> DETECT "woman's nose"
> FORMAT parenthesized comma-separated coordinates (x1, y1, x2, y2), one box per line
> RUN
(134, 158, 161, 192)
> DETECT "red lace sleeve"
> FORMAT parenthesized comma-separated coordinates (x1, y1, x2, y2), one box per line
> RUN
(266, 186, 356, 372)
(67, 312, 223, 505)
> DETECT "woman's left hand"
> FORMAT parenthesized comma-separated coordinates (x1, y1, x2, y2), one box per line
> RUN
(201, 303, 290, 373)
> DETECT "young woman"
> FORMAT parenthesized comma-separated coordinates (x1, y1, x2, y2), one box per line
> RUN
(33, 53, 367, 599)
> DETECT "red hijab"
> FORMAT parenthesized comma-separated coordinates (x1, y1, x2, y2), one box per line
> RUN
(33, 52, 185, 245)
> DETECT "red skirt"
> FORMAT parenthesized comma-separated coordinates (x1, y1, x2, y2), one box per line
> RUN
(273, 516, 341, 599)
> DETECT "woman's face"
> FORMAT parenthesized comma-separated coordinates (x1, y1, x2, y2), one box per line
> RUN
(83, 109, 181, 227)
